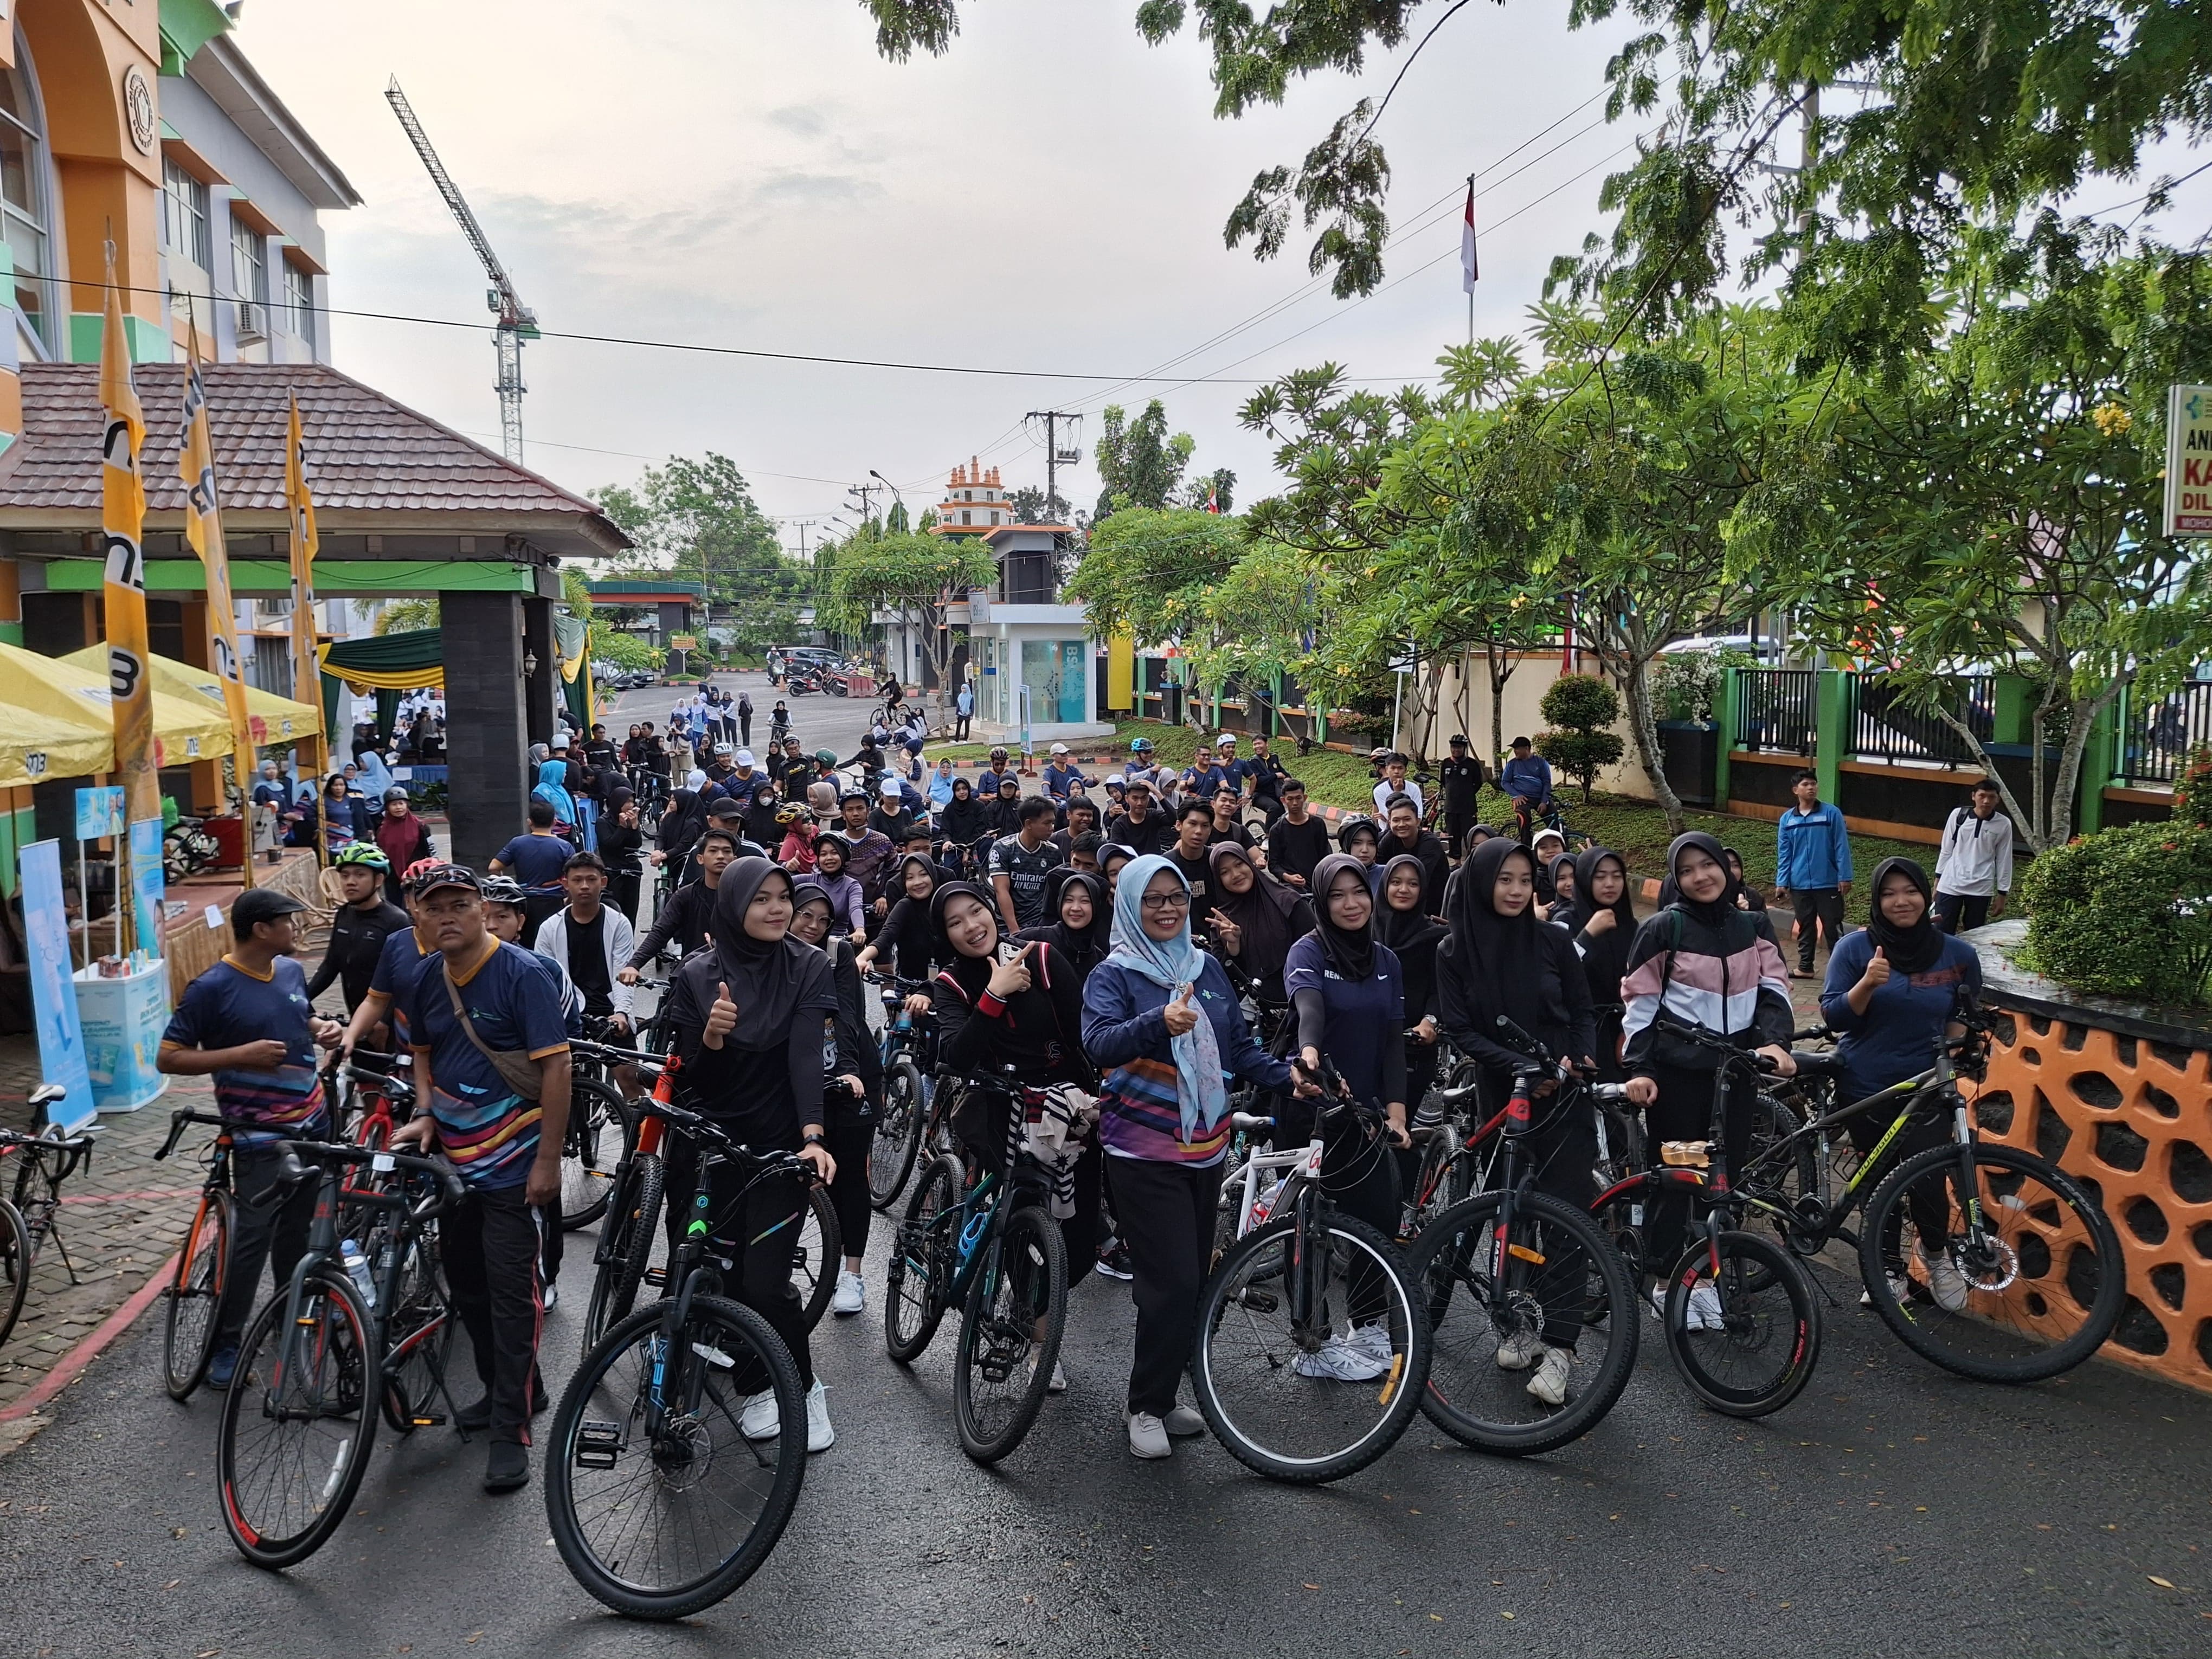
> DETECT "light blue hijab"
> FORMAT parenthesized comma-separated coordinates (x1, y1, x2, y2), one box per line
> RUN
(354, 748, 395, 799)
(1104, 853, 1227, 1142)
(532, 758, 578, 825)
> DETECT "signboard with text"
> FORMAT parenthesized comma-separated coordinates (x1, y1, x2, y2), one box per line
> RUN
(2165, 384, 2212, 537)
(74, 785, 125, 843)
(20, 840, 96, 1131)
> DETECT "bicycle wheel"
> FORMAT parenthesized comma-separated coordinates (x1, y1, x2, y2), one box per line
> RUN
(868, 1057, 925, 1211)
(1406, 1191, 1637, 1457)
(1663, 1230, 1821, 1418)
(794, 1184, 841, 1333)
(885, 1153, 961, 1364)
(1192, 1210, 1431, 1484)
(1858, 1140, 2124, 1384)
(562, 1079, 634, 1231)
(162, 1189, 230, 1399)
(585, 1154, 664, 1349)
(545, 1294, 807, 1621)
(953, 1204, 1066, 1464)
(380, 1232, 455, 1432)
(215, 1270, 378, 1570)
(0, 1197, 30, 1352)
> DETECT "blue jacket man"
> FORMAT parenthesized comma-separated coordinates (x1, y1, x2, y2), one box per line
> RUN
(1499, 737, 1554, 844)
(1774, 770, 1853, 975)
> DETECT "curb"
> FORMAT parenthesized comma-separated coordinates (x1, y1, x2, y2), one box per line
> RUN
(0, 1251, 178, 1441)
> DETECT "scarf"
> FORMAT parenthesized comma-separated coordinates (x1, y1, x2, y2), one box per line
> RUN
(1308, 852, 1378, 982)
(1562, 845, 1636, 938)
(1548, 853, 1580, 914)
(703, 857, 835, 1051)
(1445, 837, 1549, 1040)
(927, 880, 1006, 1005)
(376, 802, 423, 867)
(531, 759, 577, 826)
(355, 750, 395, 799)
(1375, 853, 1449, 955)
(1665, 832, 1739, 929)
(1027, 867, 1108, 978)
(1104, 854, 1227, 1142)
(1864, 856, 1945, 975)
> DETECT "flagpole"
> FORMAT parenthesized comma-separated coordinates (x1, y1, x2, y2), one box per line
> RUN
(285, 391, 326, 863)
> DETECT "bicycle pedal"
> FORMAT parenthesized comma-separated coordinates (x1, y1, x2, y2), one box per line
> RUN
(644, 1266, 668, 1287)
(411, 1414, 445, 1428)
(574, 1420, 623, 1469)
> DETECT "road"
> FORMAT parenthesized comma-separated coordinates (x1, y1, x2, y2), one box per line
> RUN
(595, 671, 878, 769)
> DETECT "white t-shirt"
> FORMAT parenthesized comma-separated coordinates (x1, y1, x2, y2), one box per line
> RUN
(1373, 777, 1425, 816)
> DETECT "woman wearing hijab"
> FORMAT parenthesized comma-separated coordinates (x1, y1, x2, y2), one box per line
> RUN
(1082, 855, 1310, 1459)
(1377, 853, 1450, 1142)
(938, 775, 992, 877)
(1019, 866, 1110, 986)
(1556, 846, 1637, 1080)
(375, 788, 434, 905)
(1619, 833, 1797, 1321)
(320, 772, 374, 852)
(1335, 816, 1381, 876)
(597, 788, 647, 924)
(1540, 853, 1578, 922)
(1278, 852, 1414, 1381)
(1434, 837, 1601, 1402)
(742, 777, 784, 851)
(662, 857, 841, 1451)
(654, 786, 700, 884)
(989, 773, 1026, 838)
(858, 853, 943, 989)
(809, 833, 866, 941)
(1819, 856, 1982, 1306)
(1722, 848, 1769, 910)
(1096, 842, 1137, 901)
(1202, 841, 1312, 1005)
(354, 745, 396, 803)
(532, 758, 579, 837)
(789, 878, 884, 1319)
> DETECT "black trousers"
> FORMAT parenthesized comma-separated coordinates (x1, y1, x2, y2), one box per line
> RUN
(536, 1200, 563, 1285)
(704, 1168, 814, 1392)
(1641, 1062, 1752, 1276)
(824, 1118, 876, 1262)
(1521, 1094, 1599, 1348)
(740, 713, 753, 748)
(1846, 1108, 1952, 1272)
(1790, 887, 1847, 970)
(443, 1182, 546, 1443)
(955, 712, 972, 740)
(214, 1142, 320, 1352)
(1932, 891, 1990, 935)
(1443, 809, 1476, 861)
(1107, 1156, 1223, 1418)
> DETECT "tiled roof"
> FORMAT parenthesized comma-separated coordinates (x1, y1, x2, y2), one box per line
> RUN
(0, 361, 626, 553)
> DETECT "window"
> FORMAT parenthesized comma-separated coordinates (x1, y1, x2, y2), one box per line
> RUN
(960, 510, 972, 525)
(163, 156, 211, 271)
(0, 45, 54, 353)
(283, 259, 315, 350)
(231, 217, 267, 336)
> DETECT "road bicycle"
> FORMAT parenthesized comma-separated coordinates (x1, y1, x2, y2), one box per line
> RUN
(1189, 1060, 1434, 1484)
(866, 976, 940, 1210)
(1400, 1026, 1642, 1456)
(156, 1108, 468, 1570)
(0, 1085, 92, 1351)
(883, 1066, 1069, 1464)
(559, 1021, 640, 1232)
(544, 1094, 813, 1619)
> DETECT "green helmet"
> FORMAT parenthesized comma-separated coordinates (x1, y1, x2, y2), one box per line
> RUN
(815, 748, 838, 766)
(331, 841, 390, 871)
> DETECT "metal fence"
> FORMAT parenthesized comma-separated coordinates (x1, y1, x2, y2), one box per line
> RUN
(1849, 674, 1994, 767)
(1734, 668, 1817, 753)
(2119, 680, 2212, 786)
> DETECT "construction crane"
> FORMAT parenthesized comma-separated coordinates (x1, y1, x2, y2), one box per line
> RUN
(384, 77, 538, 464)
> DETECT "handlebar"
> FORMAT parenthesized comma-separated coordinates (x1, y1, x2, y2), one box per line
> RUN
(1649, 1015, 1782, 1072)
(153, 1108, 466, 1213)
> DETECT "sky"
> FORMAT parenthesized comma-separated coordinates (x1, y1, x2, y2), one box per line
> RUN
(236, 1, 2212, 562)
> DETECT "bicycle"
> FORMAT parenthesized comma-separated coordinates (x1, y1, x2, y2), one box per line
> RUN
(1399, 1027, 1641, 1456)
(0, 1085, 93, 1351)
(883, 1065, 1069, 1464)
(544, 1096, 813, 1619)
(866, 976, 938, 1210)
(560, 1024, 640, 1232)
(1189, 1059, 1435, 1484)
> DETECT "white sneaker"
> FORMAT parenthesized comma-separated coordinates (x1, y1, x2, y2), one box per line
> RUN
(1349, 1323, 1396, 1365)
(831, 1269, 865, 1316)
(1030, 1351, 1069, 1394)
(1162, 1404, 1207, 1437)
(1526, 1345, 1577, 1407)
(1684, 1285, 1725, 1331)
(803, 1379, 834, 1452)
(1860, 1270, 1911, 1308)
(1645, 1285, 1668, 1322)
(740, 1388, 779, 1440)
(1925, 1252, 1971, 1312)
(1128, 1411, 1172, 1459)
(541, 1283, 559, 1311)
(1291, 1336, 1392, 1382)
(1495, 1327, 1542, 1371)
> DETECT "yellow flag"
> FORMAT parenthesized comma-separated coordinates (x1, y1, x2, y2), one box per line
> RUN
(284, 391, 327, 853)
(99, 264, 158, 858)
(178, 333, 260, 886)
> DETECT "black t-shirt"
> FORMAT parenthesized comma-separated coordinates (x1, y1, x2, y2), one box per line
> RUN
(564, 909, 614, 1017)
(1438, 756, 1486, 813)
(1166, 844, 1214, 911)
(988, 835, 1064, 929)
(1266, 813, 1334, 888)
(1107, 811, 1174, 856)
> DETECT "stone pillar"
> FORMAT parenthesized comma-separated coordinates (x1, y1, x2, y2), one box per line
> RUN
(522, 594, 555, 749)
(441, 591, 529, 872)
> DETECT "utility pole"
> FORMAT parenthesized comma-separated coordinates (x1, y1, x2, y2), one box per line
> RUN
(845, 481, 879, 528)
(1025, 410, 1083, 520)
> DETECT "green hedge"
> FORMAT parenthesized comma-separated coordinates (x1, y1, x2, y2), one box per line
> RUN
(2018, 822, 2212, 1007)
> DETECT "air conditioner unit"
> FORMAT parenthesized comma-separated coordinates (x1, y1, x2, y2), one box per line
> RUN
(236, 300, 266, 339)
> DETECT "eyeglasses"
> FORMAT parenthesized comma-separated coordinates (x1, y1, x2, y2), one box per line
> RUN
(1140, 891, 1191, 911)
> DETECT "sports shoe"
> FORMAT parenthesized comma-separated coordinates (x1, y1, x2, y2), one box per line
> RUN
(1096, 1241, 1134, 1281)
(740, 1388, 780, 1440)
(1645, 1285, 1669, 1322)
(1684, 1285, 1725, 1331)
(1291, 1336, 1392, 1382)
(483, 1440, 529, 1494)
(1162, 1404, 1207, 1437)
(1526, 1346, 1577, 1407)
(1128, 1411, 1173, 1459)
(804, 1380, 834, 1452)
(1029, 1351, 1070, 1394)
(204, 1343, 240, 1391)
(832, 1269, 866, 1316)
(1860, 1270, 1911, 1309)
(541, 1283, 559, 1312)
(1495, 1327, 1542, 1371)
(1350, 1323, 1396, 1365)
(1925, 1252, 1971, 1312)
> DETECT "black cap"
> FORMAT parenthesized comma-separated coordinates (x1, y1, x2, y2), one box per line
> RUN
(1450, 734, 1469, 745)
(410, 863, 483, 899)
(232, 888, 308, 931)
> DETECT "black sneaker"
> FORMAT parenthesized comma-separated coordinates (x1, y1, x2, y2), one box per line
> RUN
(1096, 1242, 1134, 1282)
(456, 1394, 494, 1432)
(483, 1441, 530, 1494)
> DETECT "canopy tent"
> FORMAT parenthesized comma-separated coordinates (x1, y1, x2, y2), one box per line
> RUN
(320, 621, 594, 742)
(59, 647, 321, 745)
(0, 641, 237, 789)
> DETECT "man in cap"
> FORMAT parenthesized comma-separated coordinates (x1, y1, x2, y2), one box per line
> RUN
(1042, 742, 1089, 803)
(1438, 734, 1487, 861)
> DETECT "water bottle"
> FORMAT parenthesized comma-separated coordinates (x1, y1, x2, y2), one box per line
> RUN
(957, 1209, 990, 1270)
(340, 1237, 377, 1311)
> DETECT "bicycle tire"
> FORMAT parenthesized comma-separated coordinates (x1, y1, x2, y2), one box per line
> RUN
(1192, 1211, 1432, 1484)
(1406, 1191, 1637, 1457)
(953, 1204, 1067, 1464)
(561, 1079, 634, 1231)
(586, 1154, 664, 1349)
(1663, 1230, 1821, 1418)
(885, 1153, 961, 1364)
(544, 1294, 808, 1620)
(795, 1184, 841, 1333)
(869, 1057, 926, 1211)
(380, 1232, 454, 1433)
(216, 1269, 379, 1570)
(0, 1196, 30, 1352)
(162, 1189, 230, 1399)
(1857, 1140, 2124, 1384)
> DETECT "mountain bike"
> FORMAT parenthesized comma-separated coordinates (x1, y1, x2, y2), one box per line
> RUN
(1190, 1059, 1433, 1484)
(558, 1028, 637, 1232)
(866, 977, 938, 1210)
(883, 1066, 1068, 1464)
(155, 1099, 253, 1401)
(1400, 1027, 1641, 1456)
(544, 1093, 812, 1620)
(0, 1086, 92, 1352)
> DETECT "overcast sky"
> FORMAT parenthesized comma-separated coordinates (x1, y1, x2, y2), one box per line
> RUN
(240, 1, 2211, 560)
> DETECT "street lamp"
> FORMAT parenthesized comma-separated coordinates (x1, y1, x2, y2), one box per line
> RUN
(869, 469, 905, 518)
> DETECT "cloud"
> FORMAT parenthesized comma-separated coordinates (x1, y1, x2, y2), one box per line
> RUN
(766, 105, 829, 138)
(749, 170, 886, 209)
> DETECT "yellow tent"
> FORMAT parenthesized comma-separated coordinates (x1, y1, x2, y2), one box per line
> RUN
(0, 641, 237, 788)
(61, 646, 321, 745)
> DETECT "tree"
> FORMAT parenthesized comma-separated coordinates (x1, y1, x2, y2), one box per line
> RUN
(1064, 506, 1245, 643)
(1010, 484, 1073, 525)
(1535, 674, 1626, 802)
(1092, 401, 1196, 521)
(375, 597, 438, 635)
(1182, 468, 1237, 513)
(824, 530, 996, 731)
(592, 453, 808, 654)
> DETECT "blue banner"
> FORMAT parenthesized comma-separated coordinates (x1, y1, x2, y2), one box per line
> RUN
(20, 840, 96, 1133)
(74, 785, 125, 843)
(128, 816, 165, 967)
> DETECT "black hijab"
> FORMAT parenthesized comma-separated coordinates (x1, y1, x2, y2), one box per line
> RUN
(1309, 852, 1377, 981)
(1865, 856, 1944, 975)
(1446, 837, 1549, 1038)
(1548, 853, 1580, 914)
(1208, 841, 1305, 974)
(941, 778, 989, 843)
(1564, 845, 1636, 938)
(1664, 832, 1738, 929)
(1335, 818, 1380, 857)
(703, 857, 835, 1051)
(1025, 867, 1107, 977)
(1376, 853, 1449, 955)
(928, 880, 1004, 1000)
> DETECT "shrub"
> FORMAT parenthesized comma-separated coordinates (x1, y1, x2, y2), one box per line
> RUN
(2174, 742, 2212, 831)
(2017, 822, 2212, 1007)
(1535, 674, 1626, 802)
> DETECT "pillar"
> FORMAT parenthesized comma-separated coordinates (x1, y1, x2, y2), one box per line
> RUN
(1713, 665, 1739, 807)
(1814, 667, 1847, 806)
(1991, 674, 2034, 748)
(2075, 696, 2117, 836)
(441, 591, 530, 872)
(522, 594, 555, 749)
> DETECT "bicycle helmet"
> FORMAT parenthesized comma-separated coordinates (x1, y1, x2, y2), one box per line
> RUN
(989, 745, 1009, 761)
(814, 748, 838, 766)
(1130, 737, 1154, 754)
(331, 841, 390, 870)
(478, 874, 528, 909)
(775, 802, 810, 826)
(401, 857, 443, 891)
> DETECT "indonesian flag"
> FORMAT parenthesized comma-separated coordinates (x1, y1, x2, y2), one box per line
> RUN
(1462, 181, 1479, 292)
(1205, 484, 1220, 515)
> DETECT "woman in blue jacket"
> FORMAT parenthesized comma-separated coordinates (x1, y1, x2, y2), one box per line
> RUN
(1081, 854, 1313, 1461)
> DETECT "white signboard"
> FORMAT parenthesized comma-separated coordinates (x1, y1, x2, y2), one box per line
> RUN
(2165, 384, 2212, 537)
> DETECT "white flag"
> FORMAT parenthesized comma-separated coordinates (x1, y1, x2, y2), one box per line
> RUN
(1461, 182, 1479, 293)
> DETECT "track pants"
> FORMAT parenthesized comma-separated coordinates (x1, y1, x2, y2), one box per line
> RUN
(1107, 1155, 1223, 1419)
(443, 1182, 545, 1443)
(214, 1143, 319, 1353)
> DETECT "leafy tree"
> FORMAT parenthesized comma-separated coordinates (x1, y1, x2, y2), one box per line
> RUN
(374, 597, 438, 635)
(824, 529, 995, 730)
(591, 629, 661, 672)
(1011, 484, 1073, 525)
(1535, 674, 1626, 802)
(885, 499, 912, 533)
(1182, 467, 1237, 513)
(1092, 401, 1197, 520)
(592, 453, 808, 655)
(1065, 506, 1245, 643)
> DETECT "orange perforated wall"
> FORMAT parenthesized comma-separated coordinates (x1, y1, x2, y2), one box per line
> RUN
(1971, 1006, 2212, 1392)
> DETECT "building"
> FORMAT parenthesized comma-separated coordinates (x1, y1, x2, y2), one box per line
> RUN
(932, 456, 1011, 533)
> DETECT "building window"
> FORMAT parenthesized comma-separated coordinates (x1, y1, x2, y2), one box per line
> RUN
(231, 217, 268, 336)
(283, 259, 315, 351)
(0, 43, 55, 354)
(960, 510, 971, 525)
(163, 156, 212, 272)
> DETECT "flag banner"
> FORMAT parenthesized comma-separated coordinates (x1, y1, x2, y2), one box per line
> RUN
(99, 266, 158, 863)
(285, 391, 327, 854)
(1461, 182, 1480, 292)
(179, 339, 259, 887)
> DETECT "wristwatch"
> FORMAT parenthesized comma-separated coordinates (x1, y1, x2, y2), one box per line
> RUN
(802, 1130, 826, 1147)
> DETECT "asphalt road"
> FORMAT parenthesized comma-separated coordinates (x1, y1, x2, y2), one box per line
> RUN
(596, 672, 878, 770)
